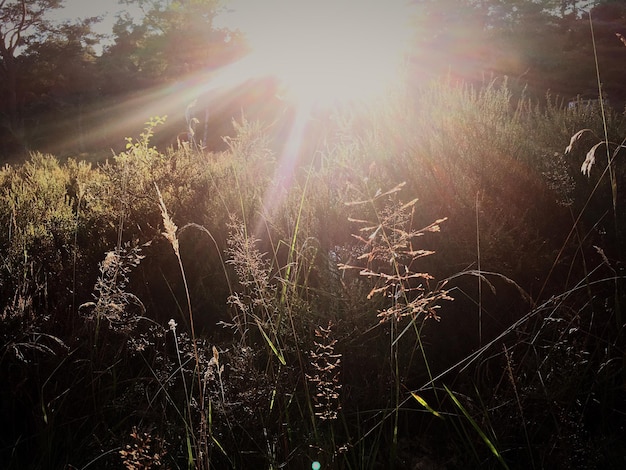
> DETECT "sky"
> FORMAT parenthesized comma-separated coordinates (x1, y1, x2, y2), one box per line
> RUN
(51, 0, 141, 26)
(51, 0, 414, 48)
(51, 0, 243, 37)
(53, 0, 129, 19)
(49, 0, 416, 105)
(49, 0, 143, 50)
(49, 0, 259, 54)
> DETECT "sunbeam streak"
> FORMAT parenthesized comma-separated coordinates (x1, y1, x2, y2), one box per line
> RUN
(254, 103, 312, 238)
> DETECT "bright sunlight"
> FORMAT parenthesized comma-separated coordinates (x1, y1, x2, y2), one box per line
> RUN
(219, 0, 415, 108)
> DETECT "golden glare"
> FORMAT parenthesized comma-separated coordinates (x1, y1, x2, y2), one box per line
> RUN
(223, 0, 414, 108)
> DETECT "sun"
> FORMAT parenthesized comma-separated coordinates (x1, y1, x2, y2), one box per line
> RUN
(220, 0, 415, 108)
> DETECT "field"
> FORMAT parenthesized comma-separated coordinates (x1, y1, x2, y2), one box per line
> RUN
(0, 78, 624, 469)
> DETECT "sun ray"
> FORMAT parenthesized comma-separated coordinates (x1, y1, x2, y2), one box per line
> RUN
(211, 0, 419, 216)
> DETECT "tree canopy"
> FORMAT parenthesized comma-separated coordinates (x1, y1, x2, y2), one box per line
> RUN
(0, 0, 63, 151)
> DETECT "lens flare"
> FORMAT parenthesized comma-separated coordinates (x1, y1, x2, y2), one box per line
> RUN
(220, 0, 414, 109)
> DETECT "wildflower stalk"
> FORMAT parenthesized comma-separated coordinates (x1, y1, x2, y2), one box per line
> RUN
(155, 183, 208, 468)
(341, 181, 452, 461)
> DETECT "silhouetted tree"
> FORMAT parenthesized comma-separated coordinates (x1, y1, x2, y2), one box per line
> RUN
(113, 0, 246, 83)
(99, 14, 149, 93)
(0, 0, 62, 154)
(19, 17, 102, 151)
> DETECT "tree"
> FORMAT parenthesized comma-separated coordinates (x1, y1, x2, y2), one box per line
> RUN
(405, 1, 607, 100)
(0, 0, 62, 152)
(112, 0, 246, 83)
(99, 14, 150, 93)
(19, 17, 103, 151)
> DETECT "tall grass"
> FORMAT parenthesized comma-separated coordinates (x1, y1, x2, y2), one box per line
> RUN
(0, 74, 624, 469)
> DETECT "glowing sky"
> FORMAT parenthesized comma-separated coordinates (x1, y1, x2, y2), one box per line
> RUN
(215, 0, 416, 106)
(50, 0, 142, 28)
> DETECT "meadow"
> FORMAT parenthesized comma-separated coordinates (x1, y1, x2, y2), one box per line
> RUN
(0, 78, 624, 469)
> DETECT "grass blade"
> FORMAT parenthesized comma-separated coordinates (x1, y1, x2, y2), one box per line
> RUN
(410, 392, 443, 419)
(444, 384, 510, 470)
(256, 319, 286, 366)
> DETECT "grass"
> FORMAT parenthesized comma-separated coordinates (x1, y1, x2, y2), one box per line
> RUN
(0, 74, 624, 469)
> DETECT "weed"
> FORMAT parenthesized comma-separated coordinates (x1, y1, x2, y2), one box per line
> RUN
(306, 322, 342, 422)
(79, 241, 148, 332)
(119, 426, 168, 470)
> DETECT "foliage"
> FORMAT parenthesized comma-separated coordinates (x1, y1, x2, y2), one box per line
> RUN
(0, 0, 63, 152)
(107, 0, 246, 83)
(0, 77, 624, 469)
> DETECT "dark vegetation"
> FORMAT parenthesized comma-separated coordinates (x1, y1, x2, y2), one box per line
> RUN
(1, 0, 625, 469)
